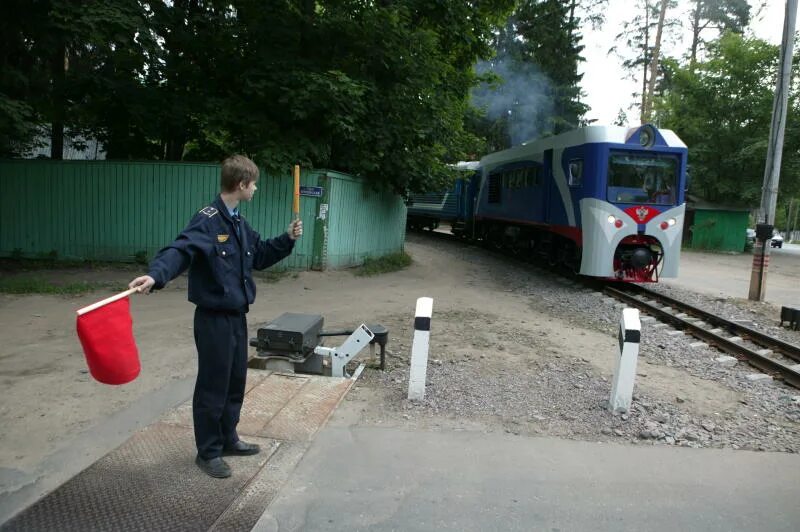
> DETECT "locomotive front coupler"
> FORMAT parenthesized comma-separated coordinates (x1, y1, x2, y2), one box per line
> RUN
(248, 312, 389, 378)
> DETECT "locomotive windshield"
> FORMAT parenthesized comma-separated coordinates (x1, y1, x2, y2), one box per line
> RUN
(607, 152, 679, 205)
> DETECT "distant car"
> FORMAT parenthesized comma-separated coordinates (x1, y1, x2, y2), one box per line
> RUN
(745, 228, 756, 247)
(771, 234, 784, 248)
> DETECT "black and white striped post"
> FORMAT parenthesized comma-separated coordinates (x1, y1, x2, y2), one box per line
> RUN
(609, 307, 641, 413)
(408, 297, 434, 401)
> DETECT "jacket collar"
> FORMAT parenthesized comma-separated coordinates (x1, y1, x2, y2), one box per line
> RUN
(212, 195, 245, 246)
(213, 195, 237, 224)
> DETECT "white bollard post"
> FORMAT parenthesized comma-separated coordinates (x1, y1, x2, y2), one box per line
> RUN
(609, 308, 641, 413)
(408, 297, 434, 401)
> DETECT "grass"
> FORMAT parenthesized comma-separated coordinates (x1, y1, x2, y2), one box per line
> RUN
(0, 257, 141, 273)
(355, 251, 412, 276)
(0, 277, 109, 295)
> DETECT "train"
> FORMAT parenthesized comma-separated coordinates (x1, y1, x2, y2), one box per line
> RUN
(406, 124, 688, 282)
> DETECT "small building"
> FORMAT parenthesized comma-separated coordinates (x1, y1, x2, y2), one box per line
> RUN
(683, 195, 751, 252)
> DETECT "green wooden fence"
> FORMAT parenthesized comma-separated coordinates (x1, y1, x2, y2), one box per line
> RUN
(0, 160, 406, 269)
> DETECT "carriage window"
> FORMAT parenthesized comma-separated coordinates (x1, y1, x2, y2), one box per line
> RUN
(496, 165, 541, 190)
(607, 152, 678, 205)
(488, 173, 501, 203)
(528, 166, 540, 186)
(568, 159, 583, 186)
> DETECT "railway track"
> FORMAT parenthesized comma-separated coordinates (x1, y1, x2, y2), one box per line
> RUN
(410, 226, 800, 389)
(606, 284, 800, 389)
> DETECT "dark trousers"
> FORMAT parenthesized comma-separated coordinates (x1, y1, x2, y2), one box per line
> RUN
(192, 306, 248, 459)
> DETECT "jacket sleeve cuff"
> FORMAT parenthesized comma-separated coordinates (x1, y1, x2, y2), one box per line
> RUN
(147, 271, 166, 290)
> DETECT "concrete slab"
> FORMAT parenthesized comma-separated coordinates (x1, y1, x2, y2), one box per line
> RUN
(255, 427, 800, 532)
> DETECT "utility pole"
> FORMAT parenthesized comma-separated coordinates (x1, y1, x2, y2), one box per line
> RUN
(748, 0, 798, 301)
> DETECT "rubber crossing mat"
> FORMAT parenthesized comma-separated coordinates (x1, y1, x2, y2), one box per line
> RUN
(2, 370, 355, 531)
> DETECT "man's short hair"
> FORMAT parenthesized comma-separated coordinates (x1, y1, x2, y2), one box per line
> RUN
(221, 155, 259, 192)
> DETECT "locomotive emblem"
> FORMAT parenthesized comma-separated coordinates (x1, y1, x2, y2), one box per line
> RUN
(635, 206, 649, 222)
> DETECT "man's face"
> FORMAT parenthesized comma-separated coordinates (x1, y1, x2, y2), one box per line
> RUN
(239, 180, 258, 201)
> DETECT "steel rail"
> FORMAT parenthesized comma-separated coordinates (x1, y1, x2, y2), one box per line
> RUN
(604, 286, 800, 389)
(411, 228, 800, 387)
(622, 284, 800, 364)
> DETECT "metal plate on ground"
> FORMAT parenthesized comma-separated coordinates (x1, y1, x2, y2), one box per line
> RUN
(2, 423, 279, 532)
(2, 370, 355, 531)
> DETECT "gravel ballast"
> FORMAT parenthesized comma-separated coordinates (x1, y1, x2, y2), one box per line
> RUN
(354, 234, 800, 453)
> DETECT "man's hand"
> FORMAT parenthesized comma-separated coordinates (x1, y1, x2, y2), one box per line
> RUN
(129, 275, 156, 294)
(287, 219, 303, 241)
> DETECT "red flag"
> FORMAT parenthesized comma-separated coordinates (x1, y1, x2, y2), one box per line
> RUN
(76, 291, 141, 385)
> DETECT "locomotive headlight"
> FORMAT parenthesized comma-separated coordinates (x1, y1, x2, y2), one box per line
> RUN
(668, 218, 676, 226)
(607, 215, 616, 224)
(660, 218, 676, 230)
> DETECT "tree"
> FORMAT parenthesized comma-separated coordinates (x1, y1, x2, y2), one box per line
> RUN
(613, 108, 628, 126)
(687, 0, 750, 66)
(655, 33, 800, 206)
(470, 0, 591, 150)
(0, 0, 525, 193)
(611, 0, 679, 124)
(642, 0, 671, 123)
(0, 1, 148, 159)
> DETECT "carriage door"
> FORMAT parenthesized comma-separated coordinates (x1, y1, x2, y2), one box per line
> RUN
(543, 149, 553, 223)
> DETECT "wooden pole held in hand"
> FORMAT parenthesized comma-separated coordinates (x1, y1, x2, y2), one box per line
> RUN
(293, 164, 301, 221)
(77, 288, 138, 316)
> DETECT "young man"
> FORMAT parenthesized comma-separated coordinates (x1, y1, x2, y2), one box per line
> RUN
(129, 155, 302, 478)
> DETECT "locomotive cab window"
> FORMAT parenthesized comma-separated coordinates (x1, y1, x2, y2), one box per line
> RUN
(607, 152, 678, 205)
(568, 159, 583, 186)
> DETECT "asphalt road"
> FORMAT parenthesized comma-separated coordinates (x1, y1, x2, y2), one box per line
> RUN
(664, 243, 800, 308)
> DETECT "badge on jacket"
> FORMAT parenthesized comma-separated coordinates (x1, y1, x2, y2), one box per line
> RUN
(217, 234, 230, 243)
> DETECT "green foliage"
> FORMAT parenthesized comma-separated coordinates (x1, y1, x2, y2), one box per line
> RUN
(1, 0, 517, 194)
(655, 33, 800, 207)
(0, 276, 99, 295)
(688, 0, 750, 64)
(355, 251, 413, 276)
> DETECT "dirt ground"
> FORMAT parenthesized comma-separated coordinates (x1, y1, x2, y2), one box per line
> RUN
(1, 234, 799, 500)
(663, 245, 800, 308)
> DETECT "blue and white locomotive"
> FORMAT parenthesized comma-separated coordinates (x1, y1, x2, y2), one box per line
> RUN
(407, 124, 688, 282)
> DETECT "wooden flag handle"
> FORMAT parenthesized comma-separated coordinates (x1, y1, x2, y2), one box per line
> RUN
(293, 165, 300, 220)
(77, 288, 138, 316)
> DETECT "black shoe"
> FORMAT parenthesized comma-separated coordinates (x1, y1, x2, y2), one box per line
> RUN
(195, 456, 231, 478)
(222, 440, 261, 456)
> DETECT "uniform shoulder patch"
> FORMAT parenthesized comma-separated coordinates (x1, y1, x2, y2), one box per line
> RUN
(199, 206, 218, 218)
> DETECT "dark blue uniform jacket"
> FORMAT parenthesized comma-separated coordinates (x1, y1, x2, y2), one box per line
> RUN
(148, 195, 295, 311)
